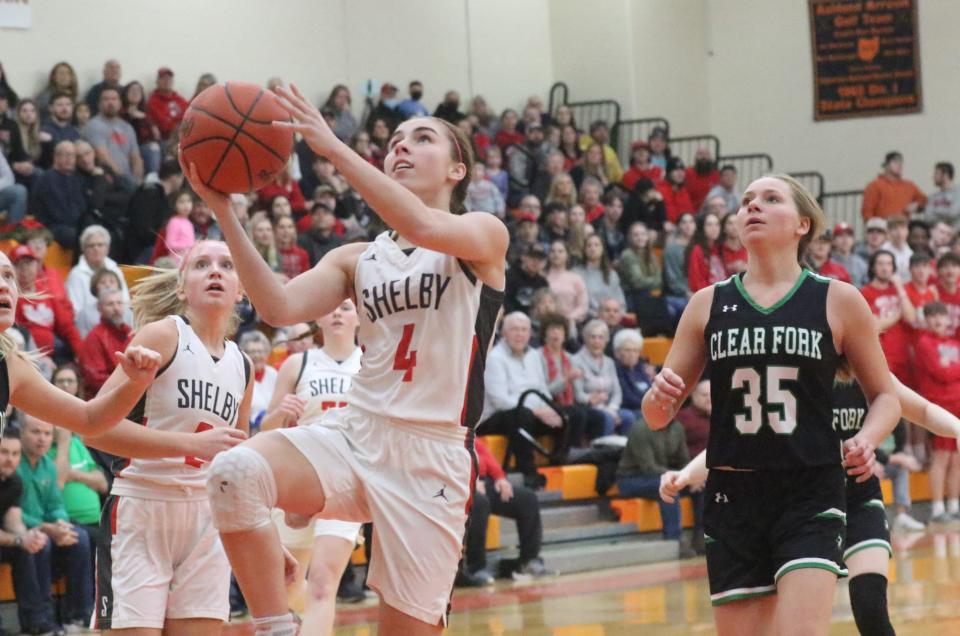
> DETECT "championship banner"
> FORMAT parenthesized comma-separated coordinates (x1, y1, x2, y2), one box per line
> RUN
(808, 0, 921, 120)
(0, 0, 30, 29)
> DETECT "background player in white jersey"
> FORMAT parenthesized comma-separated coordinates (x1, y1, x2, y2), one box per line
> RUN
(186, 83, 508, 635)
(261, 299, 364, 633)
(0, 251, 161, 439)
(83, 241, 254, 635)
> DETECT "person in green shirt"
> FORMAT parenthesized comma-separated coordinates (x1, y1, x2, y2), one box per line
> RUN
(17, 414, 93, 631)
(51, 427, 108, 541)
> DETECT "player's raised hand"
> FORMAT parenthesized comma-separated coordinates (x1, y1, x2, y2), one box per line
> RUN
(114, 345, 162, 385)
(192, 427, 248, 461)
(181, 157, 230, 213)
(843, 435, 877, 483)
(272, 83, 339, 157)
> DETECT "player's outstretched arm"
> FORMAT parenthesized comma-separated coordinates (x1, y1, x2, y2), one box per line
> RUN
(893, 375, 960, 439)
(83, 320, 247, 459)
(8, 344, 160, 437)
(274, 84, 509, 270)
(830, 282, 901, 481)
(642, 287, 710, 430)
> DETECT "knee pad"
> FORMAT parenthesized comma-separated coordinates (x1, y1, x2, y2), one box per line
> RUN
(848, 573, 895, 636)
(207, 446, 278, 533)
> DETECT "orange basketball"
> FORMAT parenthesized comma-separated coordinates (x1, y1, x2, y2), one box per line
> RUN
(179, 81, 294, 194)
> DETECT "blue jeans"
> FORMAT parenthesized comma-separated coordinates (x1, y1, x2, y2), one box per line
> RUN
(139, 141, 161, 176)
(0, 183, 28, 221)
(599, 408, 637, 436)
(2, 544, 56, 631)
(33, 525, 94, 624)
(617, 474, 704, 540)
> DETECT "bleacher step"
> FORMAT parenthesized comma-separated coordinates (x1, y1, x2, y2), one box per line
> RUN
(489, 537, 680, 576)
(539, 503, 603, 528)
(498, 520, 639, 548)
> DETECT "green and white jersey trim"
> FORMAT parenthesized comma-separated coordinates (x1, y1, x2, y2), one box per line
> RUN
(843, 538, 893, 561)
(710, 584, 777, 606)
(774, 557, 848, 583)
(814, 508, 848, 523)
(863, 499, 886, 511)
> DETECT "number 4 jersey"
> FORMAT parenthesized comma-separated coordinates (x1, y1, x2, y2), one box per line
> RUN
(349, 232, 503, 428)
(705, 270, 841, 469)
(111, 315, 250, 500)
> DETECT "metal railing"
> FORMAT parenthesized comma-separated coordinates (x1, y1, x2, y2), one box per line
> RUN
(670, 135, 721, 168)
(548, 82, 569, 115)
(612, 117, 670, 165)
(546, 82, 621, 139)
(821, 190, 865, 236)
(718, 153, 774, 187)
(788, 171, 826, 203)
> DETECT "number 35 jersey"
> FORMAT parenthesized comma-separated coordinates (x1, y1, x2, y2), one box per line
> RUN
(349, 232, 503, 428)
(112, 315, 249, 500)
(704, 270, 841, 470)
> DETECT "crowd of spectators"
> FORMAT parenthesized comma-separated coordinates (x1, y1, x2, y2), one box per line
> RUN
(1, 56, 960, 622)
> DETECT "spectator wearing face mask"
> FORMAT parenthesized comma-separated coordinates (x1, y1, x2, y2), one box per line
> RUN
(398, 80, 429, 120)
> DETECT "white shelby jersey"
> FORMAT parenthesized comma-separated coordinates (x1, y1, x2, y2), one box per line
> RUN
(348, 232, 503, 427)
(112, 315, 249, 501)
(294, 346, 362, 424)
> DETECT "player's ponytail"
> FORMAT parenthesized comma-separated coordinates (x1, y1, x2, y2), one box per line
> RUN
(131, 267, 183, 331)
(433, 117, 474, 215)
(769, 173, 826, 264)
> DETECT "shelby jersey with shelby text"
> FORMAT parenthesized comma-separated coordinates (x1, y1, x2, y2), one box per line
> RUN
(295, 347, 362, 424)
(112, 315, 248, 500)
(831, 380, 881, 505)
(349, 232, 503, 427)
(705, 271, 841, 469)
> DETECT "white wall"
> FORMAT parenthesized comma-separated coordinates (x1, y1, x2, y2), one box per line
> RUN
(0, 0, 553, 117)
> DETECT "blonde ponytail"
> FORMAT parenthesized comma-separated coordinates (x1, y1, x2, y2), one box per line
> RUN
(131, 266, 184, 330)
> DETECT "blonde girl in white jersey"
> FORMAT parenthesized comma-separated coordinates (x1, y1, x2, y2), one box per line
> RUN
(187, 83, 509, 636)
(261, 299, 363, 633)
(0, 250, 160, 438)
(83, 240, 254, 636)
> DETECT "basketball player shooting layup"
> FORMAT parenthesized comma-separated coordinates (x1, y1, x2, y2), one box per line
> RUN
(185, 82, 508, 635)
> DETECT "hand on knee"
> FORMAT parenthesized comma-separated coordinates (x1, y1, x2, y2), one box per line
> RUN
(207, 446, 278, 533)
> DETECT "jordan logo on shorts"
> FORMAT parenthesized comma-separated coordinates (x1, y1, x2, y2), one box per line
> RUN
(183, 343, 194, 354)
(433, 484, 449, 501)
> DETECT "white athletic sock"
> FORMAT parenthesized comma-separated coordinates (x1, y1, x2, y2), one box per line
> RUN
(947, 498, 960, 514)
(932, 500, 946, 517)
(252, 614, 299, 635)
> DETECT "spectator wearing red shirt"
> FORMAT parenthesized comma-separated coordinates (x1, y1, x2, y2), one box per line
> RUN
(656, 158, 694, 224)
(805, 231, 851, 283)
(459, 437, 549, 585)
(11, 245, 82, 360)
(579, 178, 605, 224)
(936, 252, 960, 336)
(258, 170, 306, 217)
(684, 148, 720, 211)
(622, 144, 663, 191)
(685, 212, 725, 293)
(860, 250, 915, 383)
(274, 215, 310, 280)
(719, 212, 748, 275)
(912, 301, 960, 522)
(78, 288, 132, 394)
(903, 252, 938, 335)
(23, 227, 70, 310)
(494, 108, 524, 152)
(145, 67, 188, 141)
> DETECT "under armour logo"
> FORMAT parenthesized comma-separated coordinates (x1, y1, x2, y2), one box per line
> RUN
(723, 304, 738, 312)
(433, 484, 449, 501)
(183, 343, 195, 354)
(714, 492, 729, 503)
(836, 534, 843, 550)
(365, 253, 377, 261)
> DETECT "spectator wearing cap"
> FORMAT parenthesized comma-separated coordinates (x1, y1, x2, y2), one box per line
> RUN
(11, 245, 83, 362)
(646, 127, 671, 171)
(805, 231, 851, 283)
(0, 145, 27, 221)
(145, 67, 189, 141)
(704, 164, 741, 214)
(861, 151, 927, 220)
(298, 202, 343, 267)
(397, 80, 429, 121)
(577, 120, 622, 184)
(881, 214, 913, 276)
(503, 241, 550, 315)
(684, 148, 719, 211)
(856, 217, 891, 262)
(622, 144, 663, 191)
(926, 161, 960, 226)
(85, 59, 122, 115)
(30, 141, 84, 247)
(365, 83, 401, 134)
(831, 222, 869, 287)
(656, 158, 695, 224)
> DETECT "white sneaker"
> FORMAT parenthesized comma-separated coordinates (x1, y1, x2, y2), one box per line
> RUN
(894, 512, 926, 531)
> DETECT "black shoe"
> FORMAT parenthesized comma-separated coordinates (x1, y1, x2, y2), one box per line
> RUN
(455, 567, 495, 588)
(523, 473, 546, 490)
